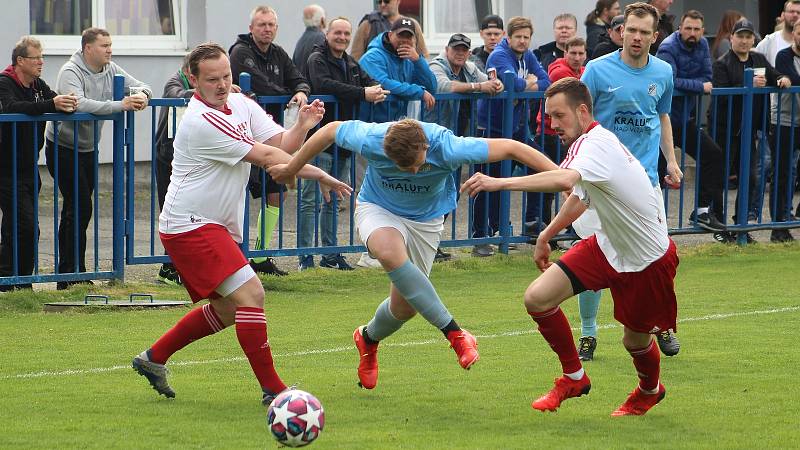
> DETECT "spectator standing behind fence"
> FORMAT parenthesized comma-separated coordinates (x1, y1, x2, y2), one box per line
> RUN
(655, 10, 727, 234)
(711, 10, 745, 60)
(769, 22, 800, 242)
(648, 0, 675, 55)
(709, 19, 790, 244)
(0, 36, 77, 292)
(535, 14, 579, 72)
(470, 15, 505, 74)
(153, 56, 194, 285)
(299, 17, 388, 271)
(292, 4, 326, 75)
(351, 0, 427, 62)
(358, 17, 436, 123)
(44, 28, 150, 290)
(425, 33, 503, 136)
(230, 5, 312, 277)
(585, 1, 621, 57)
(473, 16, 551, 258)
(581, 2, 682, 358)
(756, 1, 800, 64)
(592, 15, 624, 59)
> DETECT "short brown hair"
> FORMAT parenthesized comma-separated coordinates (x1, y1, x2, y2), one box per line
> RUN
(81, 27, 110, 51)
(565, 36, 586, 51)
(786, 0, 800, 11)
(680, 9, 704, 25)
(624, 2, 660, 32)
(545, 77, 594, 115)
(507, 16, 533, 38)
(384, 119, 428, 167)
(188, 42, 227, 77)
(553, 13, 577, 28)
(11, 36, 42, 66)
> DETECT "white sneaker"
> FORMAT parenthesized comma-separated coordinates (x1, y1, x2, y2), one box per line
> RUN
(356, 252, 382, 268)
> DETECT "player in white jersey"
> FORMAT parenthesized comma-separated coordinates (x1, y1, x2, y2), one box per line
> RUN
(132, 43, 351, 405)
(462, 77, 679, 416)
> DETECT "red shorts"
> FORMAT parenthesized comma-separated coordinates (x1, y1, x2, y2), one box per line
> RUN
(160, 224, 249, 303)
(557, 235, 679, 334)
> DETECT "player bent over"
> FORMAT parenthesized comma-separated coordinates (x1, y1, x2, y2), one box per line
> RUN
(462, 78, 679, 416)
(131, 43, 351, 404)
(268, 118, 559, 389)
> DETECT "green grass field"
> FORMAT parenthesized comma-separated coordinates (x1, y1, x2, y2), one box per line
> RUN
(1, 243, 799, 449)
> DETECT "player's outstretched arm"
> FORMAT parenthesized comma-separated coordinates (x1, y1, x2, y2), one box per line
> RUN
(485, 138, 560, 173)
(268, 99, 326, 153)
(268, 121, 341, 184)
(534, 194, 587, 272)
(461, 169, 580, 197)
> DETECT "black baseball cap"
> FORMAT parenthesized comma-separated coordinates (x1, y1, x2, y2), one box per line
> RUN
(448, 33, 471, 49)
(609, 15, 624, 31)
(732, 19, 755, 35)
(390, 17, 416, 36)
(480, 15, 504, 30)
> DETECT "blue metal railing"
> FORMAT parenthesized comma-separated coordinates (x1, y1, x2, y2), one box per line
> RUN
(1, 70, 798, 287)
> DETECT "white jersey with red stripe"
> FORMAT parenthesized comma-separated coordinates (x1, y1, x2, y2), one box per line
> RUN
(159, 92, 284, 242)
(560, 122, 670, 272)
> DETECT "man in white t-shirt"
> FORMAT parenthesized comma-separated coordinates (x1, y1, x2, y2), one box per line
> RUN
(131, 43, 351, 405)
(756, 0, 800, 64)
(461, 77, 679, 416)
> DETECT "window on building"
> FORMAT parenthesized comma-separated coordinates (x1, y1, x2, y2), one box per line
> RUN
(418, 0, 500, 52)
(30, 0, 185, 54)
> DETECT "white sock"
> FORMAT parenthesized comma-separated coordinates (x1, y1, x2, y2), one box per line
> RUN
(696, 207, 709, 215)
(565, 368, 585, 380)
(640, 381, 660, 394)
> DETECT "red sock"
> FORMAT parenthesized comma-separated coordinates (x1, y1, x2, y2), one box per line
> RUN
(149, 304, 226, 364)
(629, 339, 661, 391)
(529, 307, 582, 374)
(235, 307, 287, 394)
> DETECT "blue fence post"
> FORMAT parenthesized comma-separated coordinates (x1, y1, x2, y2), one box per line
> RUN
(112, 74, 125, 282)
(736, 69, 754, 246)
(237, 72, 252, 256)
(497, 72, 516, 254)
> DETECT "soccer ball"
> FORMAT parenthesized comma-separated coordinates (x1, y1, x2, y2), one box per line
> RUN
(266, 389, 325, 447)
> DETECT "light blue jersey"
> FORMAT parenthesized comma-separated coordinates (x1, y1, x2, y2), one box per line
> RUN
(335, 120, 489, 221)
(581, 50, 674, 186)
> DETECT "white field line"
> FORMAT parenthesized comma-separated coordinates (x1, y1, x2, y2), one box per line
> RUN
(3, 305, 798, 381)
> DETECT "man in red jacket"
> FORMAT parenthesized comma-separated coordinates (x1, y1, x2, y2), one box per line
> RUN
(0, 36, 77, 291)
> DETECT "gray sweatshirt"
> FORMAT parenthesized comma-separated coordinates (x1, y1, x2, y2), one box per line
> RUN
(45, 50, 152, 151)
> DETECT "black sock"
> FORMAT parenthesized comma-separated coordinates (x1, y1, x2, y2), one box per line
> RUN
(362, 327, 379, 345)
(440, 319, 461, 336)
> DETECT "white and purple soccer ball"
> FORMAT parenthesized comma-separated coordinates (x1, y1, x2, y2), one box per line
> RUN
(266, 389, 325, 447)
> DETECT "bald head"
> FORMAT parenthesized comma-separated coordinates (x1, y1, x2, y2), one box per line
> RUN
(303, 4, 325, 29)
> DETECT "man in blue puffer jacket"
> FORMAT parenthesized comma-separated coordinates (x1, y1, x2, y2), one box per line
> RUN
(473, 16, 551, 256)
(656, 9, 726, 233)
(358, 17, 436, 123)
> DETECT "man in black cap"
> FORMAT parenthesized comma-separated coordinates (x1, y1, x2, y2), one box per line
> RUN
(470, 15, 504, 73)
(358, 16, 437, 123)
(427, 33, 503, 134)
(591, 14, 624, 59)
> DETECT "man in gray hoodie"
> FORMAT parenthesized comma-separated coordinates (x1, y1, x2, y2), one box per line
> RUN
(44, 27, 151, 289)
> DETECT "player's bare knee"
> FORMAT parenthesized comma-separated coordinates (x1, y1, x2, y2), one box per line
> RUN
(523, 284, 549, 312)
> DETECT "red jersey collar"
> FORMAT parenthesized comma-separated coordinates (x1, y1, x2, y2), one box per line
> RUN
(193, 92, 232, 115)
(584, 120, 600, 134)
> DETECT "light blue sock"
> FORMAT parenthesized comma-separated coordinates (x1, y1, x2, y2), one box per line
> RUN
(365, 297, 407, 341)
(387, 260, 453, 330)
(578, 289, 602, 337)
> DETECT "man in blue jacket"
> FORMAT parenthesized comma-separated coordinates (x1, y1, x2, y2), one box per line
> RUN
(656, 9, 726, 233)
(473, 16, 551, 256)
(358, 17, 436, 123)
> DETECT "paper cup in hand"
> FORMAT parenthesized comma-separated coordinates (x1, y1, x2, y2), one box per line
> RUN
(129, 86, 147, 96)
(753, 67, 766, 77)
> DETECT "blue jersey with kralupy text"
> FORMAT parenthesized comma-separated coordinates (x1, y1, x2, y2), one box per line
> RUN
(335, 120, 489, 221)
(581, 50, 674, 186)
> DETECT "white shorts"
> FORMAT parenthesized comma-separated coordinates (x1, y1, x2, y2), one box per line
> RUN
(354, 202, 444, 276)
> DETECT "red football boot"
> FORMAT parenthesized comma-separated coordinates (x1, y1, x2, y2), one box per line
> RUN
(446, 329, 479, 369)
(531, 374, 592, 412)
(353, 326, 379, 389)
(611, 383, 666, 416)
